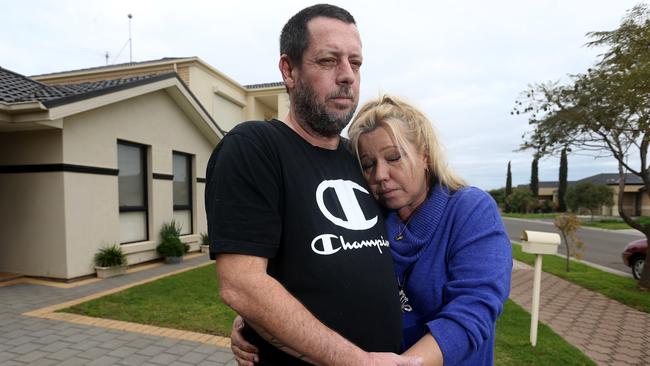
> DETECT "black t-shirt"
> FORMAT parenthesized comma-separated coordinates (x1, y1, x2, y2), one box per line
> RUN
(205, 120, 402, 365)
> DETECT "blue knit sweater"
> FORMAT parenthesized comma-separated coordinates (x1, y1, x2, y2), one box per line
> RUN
(387, 185, 512, 366)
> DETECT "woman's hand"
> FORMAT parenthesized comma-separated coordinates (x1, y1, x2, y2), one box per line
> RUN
(231, 315, 259, 365)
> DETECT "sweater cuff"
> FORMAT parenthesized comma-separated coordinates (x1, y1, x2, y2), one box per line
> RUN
(427, 318, 470, 366)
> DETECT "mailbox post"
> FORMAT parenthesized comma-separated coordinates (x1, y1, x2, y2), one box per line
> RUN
(520, 230, 561, 347)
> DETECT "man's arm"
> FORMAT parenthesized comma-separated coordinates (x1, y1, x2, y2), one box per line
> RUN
(216, 253, 422, 366)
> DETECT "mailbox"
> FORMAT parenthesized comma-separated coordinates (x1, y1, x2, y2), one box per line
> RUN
(520, 230, 560, 255)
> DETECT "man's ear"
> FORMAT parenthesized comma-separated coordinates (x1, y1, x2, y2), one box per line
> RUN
(279, 55, 297, 89)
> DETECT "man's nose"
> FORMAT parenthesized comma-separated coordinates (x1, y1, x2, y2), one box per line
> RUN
(336, 59, 355, 85)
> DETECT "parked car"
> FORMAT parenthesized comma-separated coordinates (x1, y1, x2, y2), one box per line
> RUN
(622, 238, 647, 279)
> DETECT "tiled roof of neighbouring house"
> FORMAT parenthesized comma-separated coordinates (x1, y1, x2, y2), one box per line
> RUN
(244, 82, 285, 89)
(0, 66, 163, 107)
(577, 173, 644, 185)
(29, 57, 191, 78)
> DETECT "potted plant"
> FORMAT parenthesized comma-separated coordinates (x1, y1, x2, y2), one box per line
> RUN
(94, 244, 128, 278)
(200, 232, 210, 253)
(157, 220, 189, 264)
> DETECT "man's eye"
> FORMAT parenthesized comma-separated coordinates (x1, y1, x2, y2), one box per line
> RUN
(320, 58, 336, 65)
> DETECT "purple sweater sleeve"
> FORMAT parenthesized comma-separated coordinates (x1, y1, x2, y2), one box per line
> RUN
(426, 188, 512, 365)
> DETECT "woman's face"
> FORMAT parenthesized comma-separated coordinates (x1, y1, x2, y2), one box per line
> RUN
(357, 125, 429, 218)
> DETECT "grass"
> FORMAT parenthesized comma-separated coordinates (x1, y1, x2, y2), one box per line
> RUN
(512, 243, 650, 313)
(495, 301, 595, 365)
(61, 264, 236, 336)
(60, 261, 597, 365)
(503, 213, 650, 231)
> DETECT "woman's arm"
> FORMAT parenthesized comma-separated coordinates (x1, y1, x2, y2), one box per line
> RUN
(402, 333, 444, 366)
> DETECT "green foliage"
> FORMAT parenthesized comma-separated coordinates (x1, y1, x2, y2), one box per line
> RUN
(93, 244, 127, 268)
(200, 232, 209, 246)
(554, 214, 585, 271)
(530, 157, 539, 198)
(157, 220, 189, 258)
(565, 183, 614, 217)
(488, 187, 506, 207)
(558, 148, 568, 212)
(505, 161, 513, 213)
(505, 188, 536, 214)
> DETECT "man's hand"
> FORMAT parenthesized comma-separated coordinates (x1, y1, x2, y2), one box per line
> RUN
(230, 316, 258, 366)
(368, 353, 423, 366)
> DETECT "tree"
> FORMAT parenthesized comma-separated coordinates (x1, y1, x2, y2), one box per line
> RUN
(504, 161, 513, 213)
(558, 148, 568, 212)
(513, 4, 650, 290)
(530, 156, 539, 199)
(488, 187, 506, 208)
(554, 214, 585, 272)
(565, 182, 614, 219)
(505, 188, 536, 214)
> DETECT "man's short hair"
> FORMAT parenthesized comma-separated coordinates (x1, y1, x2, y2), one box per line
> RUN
(280, 4, 356, 67)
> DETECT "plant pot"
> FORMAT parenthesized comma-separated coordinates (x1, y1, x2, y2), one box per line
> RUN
(200, 245, 210, 253)
(95, 265, 127, 279)
(165, 256, 183, 264)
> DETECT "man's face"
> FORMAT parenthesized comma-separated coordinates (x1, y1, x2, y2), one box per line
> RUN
(292, 17, 362, 137)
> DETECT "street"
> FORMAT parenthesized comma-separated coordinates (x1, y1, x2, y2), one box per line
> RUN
(502, 217, 644, 275)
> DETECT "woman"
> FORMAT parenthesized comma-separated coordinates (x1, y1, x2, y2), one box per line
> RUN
(232, 95, 512, 366)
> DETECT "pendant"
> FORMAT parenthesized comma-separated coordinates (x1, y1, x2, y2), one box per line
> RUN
(395, 234, 403, 241)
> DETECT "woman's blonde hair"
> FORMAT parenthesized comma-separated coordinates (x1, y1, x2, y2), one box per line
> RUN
(348, 95, 466, 191)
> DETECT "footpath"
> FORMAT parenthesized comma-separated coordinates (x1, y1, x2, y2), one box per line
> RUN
(0, 253, 649, 365)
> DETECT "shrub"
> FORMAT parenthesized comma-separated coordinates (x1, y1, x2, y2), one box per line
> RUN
(200, 232, 209, 246)
(157, 221, 189, 258)
(94, 244, 127, 268)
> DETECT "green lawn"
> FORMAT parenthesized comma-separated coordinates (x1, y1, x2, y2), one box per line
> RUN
(495, 301, 595, 365)
(502, 213, 650, 231)
(61, 261, 596, 365)
(62, 264, 237, 336)
(512, 242, 650, 313)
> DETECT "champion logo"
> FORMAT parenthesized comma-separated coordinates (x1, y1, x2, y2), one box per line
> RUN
(311, 234, 390, 256)
(311, 180, 383, 255)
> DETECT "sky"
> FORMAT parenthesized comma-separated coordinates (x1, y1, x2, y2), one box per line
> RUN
(2, 0, 645, 190)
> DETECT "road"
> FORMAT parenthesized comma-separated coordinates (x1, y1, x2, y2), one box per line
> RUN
(502, 217, 644, 275)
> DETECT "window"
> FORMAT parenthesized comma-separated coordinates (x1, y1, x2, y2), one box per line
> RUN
(118, 142, 148, 243)
(173, 152, 192, 235)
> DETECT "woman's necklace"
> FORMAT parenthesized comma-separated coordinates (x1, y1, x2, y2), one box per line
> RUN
(395, 213, 416, 241)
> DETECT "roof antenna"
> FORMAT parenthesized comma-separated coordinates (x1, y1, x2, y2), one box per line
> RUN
(128, 14, 133, 63)
(105, 51, 110, 65)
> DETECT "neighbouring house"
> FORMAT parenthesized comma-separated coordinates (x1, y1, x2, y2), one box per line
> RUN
(518, 173, 649, 216)
(0, 58, 287, 280)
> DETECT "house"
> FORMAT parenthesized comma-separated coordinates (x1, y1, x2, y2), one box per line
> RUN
(32, 57, 289, 130)
(0, 58, 287, 280)
(519, 173, 648, 216)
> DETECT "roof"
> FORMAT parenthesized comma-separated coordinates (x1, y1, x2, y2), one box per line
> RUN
(244, 82, 285, 89)
(0, 66, 159, 107)
(30, 57, 191, 78)
(577, 173, 644, 185)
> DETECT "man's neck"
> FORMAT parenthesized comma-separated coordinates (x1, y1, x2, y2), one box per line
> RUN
(282, 112, 340, 150)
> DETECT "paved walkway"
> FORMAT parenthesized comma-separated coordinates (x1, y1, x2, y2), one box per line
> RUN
(1, 254, 649, 365)
(510, 260, 650, 366)
(0, 254, 235, 366)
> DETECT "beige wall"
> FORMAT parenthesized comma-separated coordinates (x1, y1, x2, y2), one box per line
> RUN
(0, 172, 68, 278)
(0, 130, 69, 277)
(60, 90, 214, 278)
(213, 94, 244, 131)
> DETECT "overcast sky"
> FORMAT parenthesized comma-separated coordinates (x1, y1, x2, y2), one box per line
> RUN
(3, 0, 645, 189)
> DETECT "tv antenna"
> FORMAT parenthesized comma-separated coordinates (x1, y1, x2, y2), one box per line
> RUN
(128, 14, 133, 63)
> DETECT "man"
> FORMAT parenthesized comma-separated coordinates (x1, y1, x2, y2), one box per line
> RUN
(206, 5, 421, 365)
